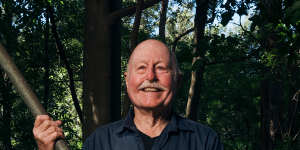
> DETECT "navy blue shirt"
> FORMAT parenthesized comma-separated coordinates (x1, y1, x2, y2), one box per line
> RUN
(83, 110, 223, 150)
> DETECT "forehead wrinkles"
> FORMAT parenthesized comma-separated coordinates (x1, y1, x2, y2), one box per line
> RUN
(129, 53, 171, 71)
(128, 44, 170, 68)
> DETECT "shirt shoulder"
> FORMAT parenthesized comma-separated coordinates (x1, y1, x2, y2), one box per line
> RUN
(82, 120, 124, 150)
(176, 115, 215, 134)
(176, 116, 223, 150)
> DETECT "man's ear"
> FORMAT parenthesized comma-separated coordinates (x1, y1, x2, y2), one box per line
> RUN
(124, 72, 127, 79)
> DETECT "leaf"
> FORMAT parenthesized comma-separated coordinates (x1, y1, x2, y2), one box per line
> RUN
(221, 10, 234, 26)
(237, 3, 247, 16)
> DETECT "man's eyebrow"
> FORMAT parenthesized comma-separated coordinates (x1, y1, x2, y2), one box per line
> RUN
(133, 59, 169, 65)
(134, 60, 147, 64)
(133, 61, 147, 66)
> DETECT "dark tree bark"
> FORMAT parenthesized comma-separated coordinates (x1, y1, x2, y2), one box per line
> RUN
(286, 90, 300, 139)
(47, 3, 83, 123)
(259, 1, 283, 149)
(159, 0, 169, 42)
(108, 0, 161, 24)
(185, 0, 209, 121)
(83, 0, 121, 139)
(260, 79, 283, 150)
(130, 0, 144, 51)
(43, 9, 50, 111)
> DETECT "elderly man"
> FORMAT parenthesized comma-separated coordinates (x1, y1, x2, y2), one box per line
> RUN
(33, 39, 223, 150)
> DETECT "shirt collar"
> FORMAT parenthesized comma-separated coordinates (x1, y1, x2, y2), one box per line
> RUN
(115, 109, 137, 135)
(115, 109, 194, 135)
(166, 112, 194, 133)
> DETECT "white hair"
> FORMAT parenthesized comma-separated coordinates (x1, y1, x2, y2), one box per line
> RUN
(169, 50, 182, 83)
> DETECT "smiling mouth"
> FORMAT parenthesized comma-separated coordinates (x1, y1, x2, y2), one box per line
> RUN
(141, 87, 162, 92)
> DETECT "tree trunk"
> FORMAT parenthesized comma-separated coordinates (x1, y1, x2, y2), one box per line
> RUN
(259, 1, 283, 149)
(185, 0, 209, 121)
(83, 0, 121, 139)
(260, 79, 283, 150)
(159, 0, 168, 42)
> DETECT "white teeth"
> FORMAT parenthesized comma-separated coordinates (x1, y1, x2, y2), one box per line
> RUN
(143, 88, 159, 92)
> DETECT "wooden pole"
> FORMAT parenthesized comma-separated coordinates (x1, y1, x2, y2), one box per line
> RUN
(0, 44, 69, 150)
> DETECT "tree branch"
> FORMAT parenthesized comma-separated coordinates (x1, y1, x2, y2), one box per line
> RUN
(108, 0, 161, 24)
(43, 8, 50, 111)
(48, 3, 83, 124)
(232, 15, 260, 42)
(293, 129, 300, 141)
(159, 0, 169, 42)
(130, 0, 144, 51)
(171, 28, 194, 52)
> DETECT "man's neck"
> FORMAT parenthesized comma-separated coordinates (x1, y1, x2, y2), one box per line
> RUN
(133, 107, 171, 138)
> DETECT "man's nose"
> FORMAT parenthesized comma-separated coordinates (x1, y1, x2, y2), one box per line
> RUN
(146, 67, 156, 81)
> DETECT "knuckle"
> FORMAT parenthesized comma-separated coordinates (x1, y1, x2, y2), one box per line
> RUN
(35, 115, 41, 120)
(36, 134, 42, 140)
(44, 120, 50, 126)
(53, 132, 58, 137)
(52, 121, 58, 127)
(50, 126, 55, 132)
(58, 127, 63, 132)
(33, 130, 42, 139)
(56, 120, 62, 125)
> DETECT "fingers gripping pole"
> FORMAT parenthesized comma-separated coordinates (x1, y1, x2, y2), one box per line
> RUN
(0, 44, 69, 150)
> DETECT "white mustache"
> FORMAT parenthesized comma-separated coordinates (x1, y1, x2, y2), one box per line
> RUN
(138, 80, 167, 91)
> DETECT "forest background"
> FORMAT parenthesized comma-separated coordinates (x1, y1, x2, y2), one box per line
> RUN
(0, 0, 300, 149)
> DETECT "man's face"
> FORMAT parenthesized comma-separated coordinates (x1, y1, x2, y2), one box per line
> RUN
(125, 40, 175, 110)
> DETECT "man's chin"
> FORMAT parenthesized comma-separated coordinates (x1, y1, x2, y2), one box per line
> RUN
(133, 104, 172, 117)
(134, 103, 168, 111)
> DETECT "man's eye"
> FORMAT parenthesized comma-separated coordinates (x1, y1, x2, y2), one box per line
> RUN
(138, 66, 146, 69)
(156, 66, 167, 72)
(137, 66, 146, 72)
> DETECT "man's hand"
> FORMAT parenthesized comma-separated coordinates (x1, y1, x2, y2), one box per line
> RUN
(33, 115, 64, 150)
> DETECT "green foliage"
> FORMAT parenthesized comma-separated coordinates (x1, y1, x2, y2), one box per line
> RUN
(0, 0, 299, 150)
(0, 0, 83, 149)
(287, 0, 300, 24)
